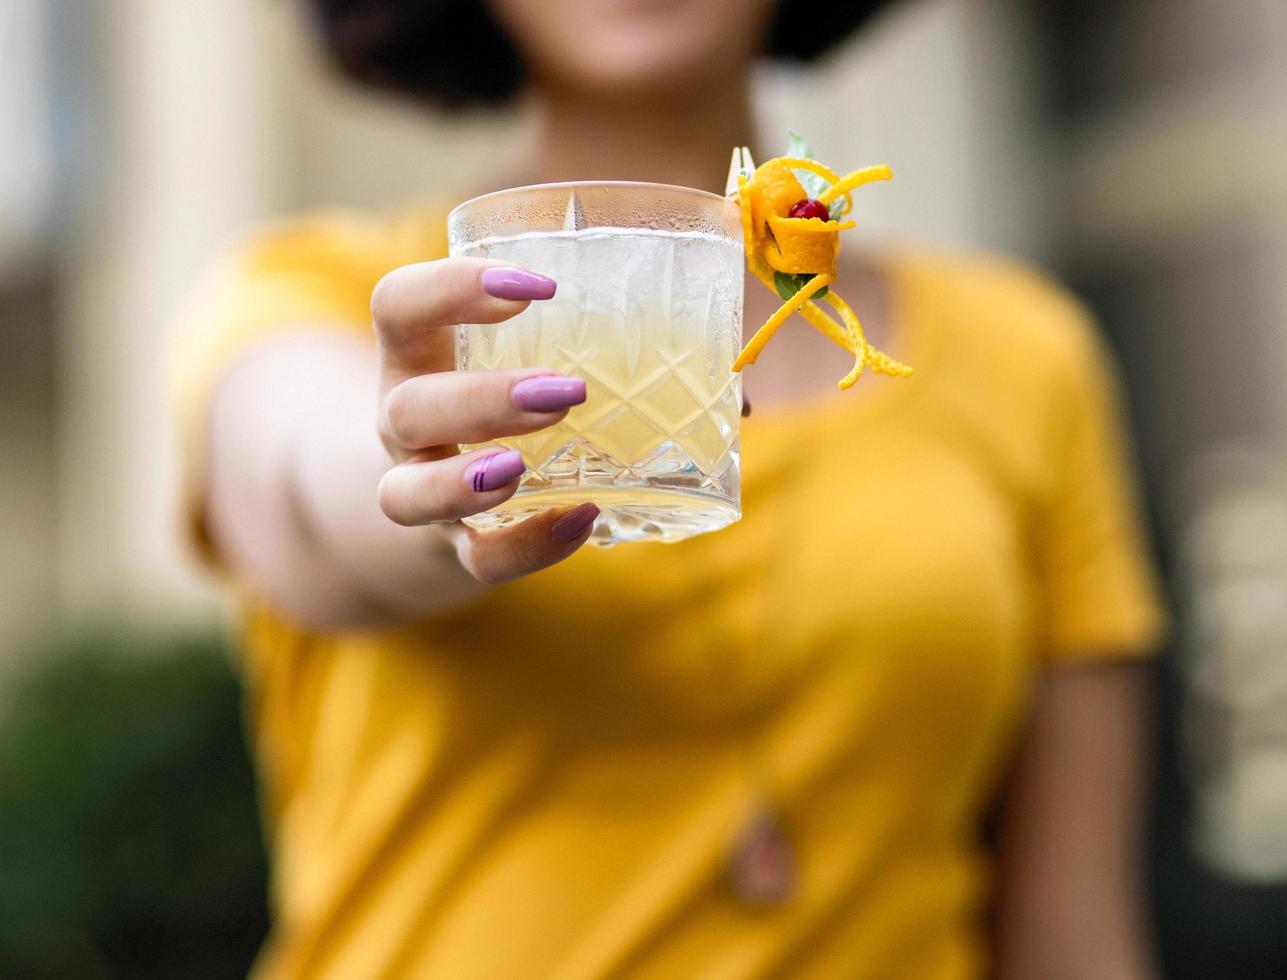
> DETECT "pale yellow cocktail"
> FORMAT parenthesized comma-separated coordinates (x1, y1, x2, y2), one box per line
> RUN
(450, 185, 743, 545)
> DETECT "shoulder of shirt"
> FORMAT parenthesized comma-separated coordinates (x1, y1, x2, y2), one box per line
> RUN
(883, 244, 1123, 501)
(897, 243, 1109, 393)
(218, 201, 452, 281)
(172, 202, 452, 364)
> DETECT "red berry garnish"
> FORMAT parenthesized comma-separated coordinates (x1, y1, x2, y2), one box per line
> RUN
(788, 198, 830, 221)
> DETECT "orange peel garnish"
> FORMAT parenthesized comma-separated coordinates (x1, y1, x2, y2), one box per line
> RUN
(817, 164, 892, 214)
(742, 160, 807, 241)
(775, 157, 842, 184)
(764, 213, 853, 274)
(732, 152, 911, 390)
(733, 273, 833, 370)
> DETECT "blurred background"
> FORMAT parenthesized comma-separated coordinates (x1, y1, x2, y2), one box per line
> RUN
(1, 0, 1284, 976)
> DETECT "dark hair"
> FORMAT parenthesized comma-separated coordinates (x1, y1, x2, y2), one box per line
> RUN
(310, 0, 902, 110)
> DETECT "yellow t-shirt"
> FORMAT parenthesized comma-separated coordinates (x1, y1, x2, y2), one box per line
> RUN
(174, 207, 1166, 979)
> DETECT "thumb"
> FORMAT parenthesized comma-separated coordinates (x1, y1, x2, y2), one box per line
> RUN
(447, 503, 599, 585)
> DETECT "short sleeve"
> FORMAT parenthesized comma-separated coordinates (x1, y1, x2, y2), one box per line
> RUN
(1033, 320, 1169, 663)
(168, 208, 445, 569)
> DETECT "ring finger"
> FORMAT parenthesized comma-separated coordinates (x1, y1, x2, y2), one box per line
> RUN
(378, 446, 527, 526)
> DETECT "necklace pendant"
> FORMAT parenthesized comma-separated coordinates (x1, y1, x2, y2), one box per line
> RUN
(730, 804, 797, 907)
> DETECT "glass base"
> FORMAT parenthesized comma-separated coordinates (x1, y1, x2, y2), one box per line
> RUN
(463, 486, 740, 546)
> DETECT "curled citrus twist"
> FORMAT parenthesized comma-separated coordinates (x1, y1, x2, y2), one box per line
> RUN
(732, 157, 912, 389)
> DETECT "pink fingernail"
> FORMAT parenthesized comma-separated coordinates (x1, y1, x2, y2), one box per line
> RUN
(551, 503, 599, 543)
(512, 375, 586, 412)
(465, 450, 525, 493)
(481, 267, 557, 301)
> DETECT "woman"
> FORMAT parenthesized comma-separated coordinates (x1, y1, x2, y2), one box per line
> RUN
(176, 0, 1167, 976)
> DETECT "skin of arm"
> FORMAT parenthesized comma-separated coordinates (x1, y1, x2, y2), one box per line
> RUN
(206, 331, 485, 628)
(992, 661, 1157, 980)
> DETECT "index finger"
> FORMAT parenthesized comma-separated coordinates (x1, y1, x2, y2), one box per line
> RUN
(372, 258, 557, 380)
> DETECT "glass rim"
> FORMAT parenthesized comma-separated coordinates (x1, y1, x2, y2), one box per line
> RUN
(448, 179, 733, 224)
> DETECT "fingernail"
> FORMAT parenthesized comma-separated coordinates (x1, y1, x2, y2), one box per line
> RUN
(481, 267, 557, 301)
(513, 375, 587, 412)
(466, 450, 525, 493)
(551, 503, 599, 543)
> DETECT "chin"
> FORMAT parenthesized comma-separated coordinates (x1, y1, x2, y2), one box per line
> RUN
(556, 37, 732, 99)
(492, 0, 771, 101)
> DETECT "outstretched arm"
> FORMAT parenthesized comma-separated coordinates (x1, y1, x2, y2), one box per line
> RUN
(204, 258, 597, 629)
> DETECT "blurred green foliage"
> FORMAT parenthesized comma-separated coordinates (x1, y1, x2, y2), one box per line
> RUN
(0, 623, 268, 979)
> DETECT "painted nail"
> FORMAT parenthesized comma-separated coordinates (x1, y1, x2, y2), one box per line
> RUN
(551, 503, 599, 543)
(512, 375, 587, 412)
(481, 267, 557, 301)
(465, 450, 525, 493)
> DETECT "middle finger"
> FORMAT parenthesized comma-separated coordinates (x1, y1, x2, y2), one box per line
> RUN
(381, 368, 586, 453)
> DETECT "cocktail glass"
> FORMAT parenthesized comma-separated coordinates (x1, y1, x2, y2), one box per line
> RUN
(449, 181, 743, 546)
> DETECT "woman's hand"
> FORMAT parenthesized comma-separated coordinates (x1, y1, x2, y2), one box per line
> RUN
(205, 258, 598, 630)
(372, 257, 599, 585)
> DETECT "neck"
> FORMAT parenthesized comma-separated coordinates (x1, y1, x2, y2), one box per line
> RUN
(530, 77, 757, 194)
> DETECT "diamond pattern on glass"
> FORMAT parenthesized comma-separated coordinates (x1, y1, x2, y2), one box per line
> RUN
(455, 226, 743, 544)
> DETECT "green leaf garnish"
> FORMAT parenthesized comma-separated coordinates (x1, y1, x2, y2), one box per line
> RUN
(784, 130, 811, 158)
(828, 196, 850, 221)
(784, 130, 830, 201)
(774, 270, 828, 302)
